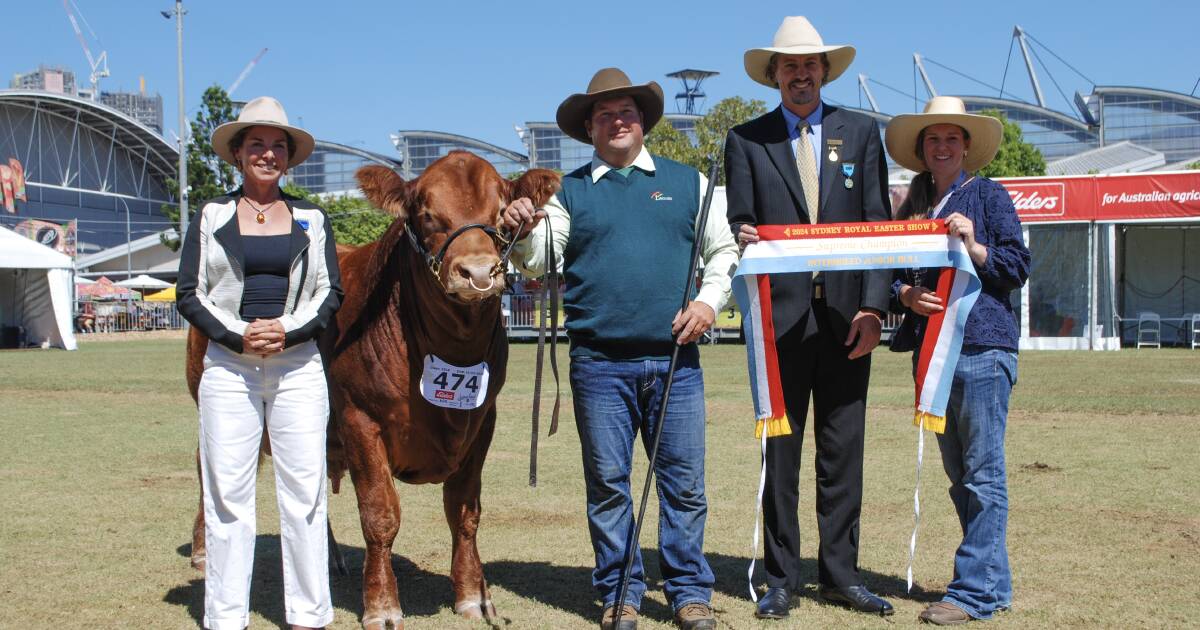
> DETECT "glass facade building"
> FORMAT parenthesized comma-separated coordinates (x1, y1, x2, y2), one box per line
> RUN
(524, 122, 590, 173)
(289, 141, 400, 196)
(391, 131, 527, 179)
(0, 89, 177, 253)
(1093, 87, 1200, 164)
(961, 96, 1099, 161)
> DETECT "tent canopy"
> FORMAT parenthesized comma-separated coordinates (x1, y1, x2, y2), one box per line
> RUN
(0, 225, 76, 350)
(115, 274, 171, 290)
(0, 225, 72, 270)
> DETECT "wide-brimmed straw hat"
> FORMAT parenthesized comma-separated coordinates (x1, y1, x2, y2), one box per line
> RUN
(211, 96, 315, 169)
(744, 16, 856, 88)
(555, 68, 664, 145)
(885, 96, 1004, 173)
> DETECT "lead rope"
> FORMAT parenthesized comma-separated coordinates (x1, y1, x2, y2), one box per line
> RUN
(529, 220, 560, 487)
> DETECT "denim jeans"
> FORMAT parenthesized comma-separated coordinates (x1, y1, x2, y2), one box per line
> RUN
(936, 347, 1017, 619)
(570, 351, 714, 612)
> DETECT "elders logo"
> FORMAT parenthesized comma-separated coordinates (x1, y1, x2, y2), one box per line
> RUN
(650, 191, 673, 201)
(435, 390, 455, 400)
(1006, 182, 1065, 217)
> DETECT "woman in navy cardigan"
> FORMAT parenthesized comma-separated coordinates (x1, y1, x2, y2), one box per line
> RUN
(885, 97, 1031, 626)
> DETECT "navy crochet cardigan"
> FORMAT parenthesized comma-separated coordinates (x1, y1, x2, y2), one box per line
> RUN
(890, 177, 1031, 352)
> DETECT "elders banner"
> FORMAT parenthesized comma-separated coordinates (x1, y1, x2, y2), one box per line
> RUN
(889, 172, 1200, 223)
(996, 171, 1200, 222)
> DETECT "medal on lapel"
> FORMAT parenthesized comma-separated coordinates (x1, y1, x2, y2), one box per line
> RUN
(842, 162, 855, 189)
(826, 138, 843, 163)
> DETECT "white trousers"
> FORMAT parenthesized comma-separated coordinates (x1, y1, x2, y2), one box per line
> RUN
(199, 340, 333, 629)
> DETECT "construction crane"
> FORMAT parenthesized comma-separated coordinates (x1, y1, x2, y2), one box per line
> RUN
(228, 48, 268, 97)
(62, 0, 108, 99)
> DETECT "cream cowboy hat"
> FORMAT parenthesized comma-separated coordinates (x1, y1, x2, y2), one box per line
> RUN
(556, 67, 664, 145)
(744, 16, 856, 88)
(885, 96, 1004, 173)
(211, 96, 315, 168)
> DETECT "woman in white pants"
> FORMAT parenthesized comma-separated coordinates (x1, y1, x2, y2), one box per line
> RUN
(177, 96, 343, 630)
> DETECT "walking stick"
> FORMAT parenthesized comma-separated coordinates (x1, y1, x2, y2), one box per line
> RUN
(612, 158, 720, 625)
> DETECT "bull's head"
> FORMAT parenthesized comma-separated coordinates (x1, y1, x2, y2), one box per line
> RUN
(357, 151, 560, 301)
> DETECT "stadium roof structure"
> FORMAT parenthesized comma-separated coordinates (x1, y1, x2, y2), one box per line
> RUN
(313, 139, 401, 168)
(0, 89, 177, 180)
(1091, 85, 1200, 108)
(1046, 141, 1165, 176)
(392, 130, 528, 163)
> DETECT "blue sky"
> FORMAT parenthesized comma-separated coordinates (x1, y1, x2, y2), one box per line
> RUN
(7, 1, 1198, 157)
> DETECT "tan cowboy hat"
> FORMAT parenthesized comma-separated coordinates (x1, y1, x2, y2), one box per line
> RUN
(211, 96, 315, 168)
(555, 68, 664, 145)
(744, 16, 856, 88)
(885, 96, 1004, 173)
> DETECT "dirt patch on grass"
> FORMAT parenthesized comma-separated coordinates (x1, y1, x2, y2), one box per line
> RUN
(1021, 462, 1063, 473)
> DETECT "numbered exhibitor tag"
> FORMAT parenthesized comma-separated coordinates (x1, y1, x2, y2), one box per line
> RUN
(419, 354, 490, 410)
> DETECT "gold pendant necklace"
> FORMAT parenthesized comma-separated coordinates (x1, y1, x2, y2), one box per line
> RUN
(243, 198, 276, 224)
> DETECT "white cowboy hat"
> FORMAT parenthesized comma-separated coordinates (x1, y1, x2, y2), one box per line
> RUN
(556, 67, 664, 145)
(744, 16, 856, 88)
(885, 96, 1004, 173)
(211, 96, 315, 169)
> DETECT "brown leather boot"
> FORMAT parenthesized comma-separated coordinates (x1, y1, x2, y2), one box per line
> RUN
(674, 602, 716, 629)
(919, 601, 973, 625)
(600, 603, 638, 630)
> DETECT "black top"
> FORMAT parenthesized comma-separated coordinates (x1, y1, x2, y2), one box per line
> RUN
(240, 233, 292, 321)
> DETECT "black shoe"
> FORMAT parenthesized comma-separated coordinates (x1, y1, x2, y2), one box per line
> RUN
(818, 584, 894, 616)
(754, 587, 791, 619)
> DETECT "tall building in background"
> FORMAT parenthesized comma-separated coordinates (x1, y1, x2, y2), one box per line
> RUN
(10, 66, 77, 95)
(99, 90, 163, 133)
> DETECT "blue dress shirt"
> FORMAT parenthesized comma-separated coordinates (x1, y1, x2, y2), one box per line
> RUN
(780, 101, 824, 178)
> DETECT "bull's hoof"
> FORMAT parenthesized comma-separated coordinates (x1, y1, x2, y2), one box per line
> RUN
(455, 599, 497, 620)
(190, 554, 206, 571)
(362, 610, 403, 630)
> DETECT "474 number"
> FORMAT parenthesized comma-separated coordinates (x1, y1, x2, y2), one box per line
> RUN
(433, 371, 480, 393)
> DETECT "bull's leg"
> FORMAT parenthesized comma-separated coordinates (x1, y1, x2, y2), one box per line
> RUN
(191, 446, 206, 570)
(343, 408, 404, 630)
(442, 410, 497, 620)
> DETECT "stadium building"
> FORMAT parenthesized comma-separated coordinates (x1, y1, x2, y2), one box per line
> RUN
(0, 88, 179, 256)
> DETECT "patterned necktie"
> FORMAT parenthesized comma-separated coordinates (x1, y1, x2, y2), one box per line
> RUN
(794, 119, 820, 224)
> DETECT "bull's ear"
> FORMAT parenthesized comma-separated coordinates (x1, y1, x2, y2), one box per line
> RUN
(510, 168, 561, 208)
(356, 165, 409, 217)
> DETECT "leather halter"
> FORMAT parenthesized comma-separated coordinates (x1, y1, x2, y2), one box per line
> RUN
(404, 220, 521, 282)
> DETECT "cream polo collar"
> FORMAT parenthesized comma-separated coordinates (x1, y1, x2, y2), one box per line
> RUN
(590, 146, 656, 183)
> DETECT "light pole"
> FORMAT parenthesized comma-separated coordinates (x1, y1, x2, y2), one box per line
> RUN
(163, 2, 187, 242)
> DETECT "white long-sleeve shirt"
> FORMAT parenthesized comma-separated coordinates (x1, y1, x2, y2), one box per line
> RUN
(510, 147, 739, 314)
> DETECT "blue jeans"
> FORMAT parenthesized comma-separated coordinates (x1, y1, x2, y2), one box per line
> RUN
(936, 348, 1017, 619)
(570, 352, 714, 612)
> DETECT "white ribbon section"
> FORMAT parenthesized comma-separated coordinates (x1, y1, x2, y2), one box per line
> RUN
(907, 423, 926, 592)
(747, 427, 769, 602)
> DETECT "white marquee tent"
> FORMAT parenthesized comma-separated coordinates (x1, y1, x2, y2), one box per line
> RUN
(0, 225, 77, 350)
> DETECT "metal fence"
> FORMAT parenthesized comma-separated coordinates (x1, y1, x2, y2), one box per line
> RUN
(74, 300, 185, 334)
(68, 296, 904, 340)
(501, 293, 904, 343)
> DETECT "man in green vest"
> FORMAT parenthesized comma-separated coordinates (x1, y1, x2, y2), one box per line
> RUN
(503, 68, 738, 630)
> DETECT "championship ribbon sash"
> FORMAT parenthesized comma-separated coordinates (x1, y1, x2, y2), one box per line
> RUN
(733, 219, 982, 598)
(733, 219, 981, 436)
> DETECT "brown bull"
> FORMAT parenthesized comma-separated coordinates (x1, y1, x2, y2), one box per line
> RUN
(333, 154, 557, 628)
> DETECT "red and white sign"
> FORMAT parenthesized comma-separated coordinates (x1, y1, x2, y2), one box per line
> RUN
(995, 171, 1200, 223)
(1004, 181, 1066, 219)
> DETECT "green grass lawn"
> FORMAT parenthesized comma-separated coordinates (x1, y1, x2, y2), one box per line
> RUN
(1, 341, 1197, 628)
